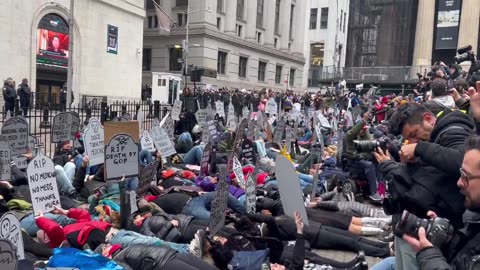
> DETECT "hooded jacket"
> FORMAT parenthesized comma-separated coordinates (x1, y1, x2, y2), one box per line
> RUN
(424, 95, 460, 116)
(112, 244, 176, 270)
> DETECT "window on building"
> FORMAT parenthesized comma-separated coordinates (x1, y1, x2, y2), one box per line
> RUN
(258, 61, 267, 81)
(148, 16, 153, 28)
(257, 0, 264, 28)
(275, 65, 282, 84)
(146, 0, 159, 9)
(169, 47, 183, 71)
(289, 4, 294, 39)
(217, 17, 221, 30)
(217, 0, 224, 13)
(340, 10, 343, 31)
(257, 32, 262, 43)
(154, 15, 158, 28)
(176, 0, 188, 7)
(310, 43, 325, 66)
(177, 13, 187, 27)
(288, 42, 291, 51)
(236, 24, 243, 37)
(320, 8, 328, 29)
(309, 8, 317, 29)
(142, 48, 152, 71)
(217, 51, 227, 75)
(237, 0, 245, 20)
(274, 38, 278, 49)
(343, 11, 346, 32)
(289, 68, 295, 86)
(239, 56, 248, 78)
(274, 0, 281, 34)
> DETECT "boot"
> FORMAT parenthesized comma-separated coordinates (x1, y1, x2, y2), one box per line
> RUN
(361, 217, 392, 229)
(359, 226, 384, 236)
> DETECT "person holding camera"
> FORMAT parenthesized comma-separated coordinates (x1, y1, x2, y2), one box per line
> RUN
(344, 111, 382, 201)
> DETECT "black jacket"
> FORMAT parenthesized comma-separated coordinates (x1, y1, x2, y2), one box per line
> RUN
(2, 84, 16, 102)
(17, 84, 30, 99)
(128, 213, 193, 243)
(417, 210, 480, 270)
(113, 244, 176, 270)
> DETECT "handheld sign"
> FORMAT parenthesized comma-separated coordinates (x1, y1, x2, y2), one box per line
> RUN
(138, 161, 159, 196)
(227, 103, 237, 130)
(206, 116, 218, 143)
(0, 213, 24, 259)
(317, 113, 332, 129)
(0, 136, 11, 181)
(2, 117, 28, 168)
(245, 174, 256, 214)
(51, 112, 80, 143)
(242, 106, 250, 120)
(275, 156, 309, 225)
(140, 130, 155, 152)
(0, 239, 17, 270)
(265, 98, 278, 115)
(232, 156, 244, 187)
(160, 114, 175, 141)
(172, 100, 182, 121)
(27, 152, 61, 216)
(208, 165, 229, 235)
(285, 126, 293, 153)
(195, 109, 208, 127)
(233, 118, 248, 148)
(241, 139, 256, 165)
(273, 119, 285, 144)
(216, 101, 225, 118)
(104, 134, 139, 181)
(200, 143, 212, 176)
(151, 126, 176, 157)
(83, 118, 105, 166)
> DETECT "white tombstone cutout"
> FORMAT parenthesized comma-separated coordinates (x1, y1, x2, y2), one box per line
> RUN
(245, 174, 256, 214)
(140, 130, 155, 152)
(0, 213, 24, 259)
(274, 156, 309, 225)
(293, 103, 301, 112)
(171, 100, 182, 121)
(27, 152, 61, 216)
(242, 106, 250, 120)
(2, 117, 28, 170)
(227, 103, 237, 130)
(151, 126, 176, 157)
(232, 156, 244, 187)
(215, 101, 225, 118)
(317, 112, 332, 129)
(195, 109, 208, 127)
(83, 118, 105, 166)
(51, 112, 80, 143)
(104, 134, 139, 180)
(137, 110, 144, 135)
(285, 126, 293, 153)
(0, 239, 17, 270)
(265, 98, 278, 115)
(0, 136, 11, 181)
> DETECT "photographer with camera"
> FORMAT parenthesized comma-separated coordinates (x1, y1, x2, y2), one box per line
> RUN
(344, 111, 382, 201)
(374, 103, 473, 270)
(399, 135, 480, 270)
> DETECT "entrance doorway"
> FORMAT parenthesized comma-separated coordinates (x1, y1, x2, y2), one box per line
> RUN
(36, 79, 64, 108)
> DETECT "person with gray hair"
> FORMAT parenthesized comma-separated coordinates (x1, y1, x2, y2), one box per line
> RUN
(2, 77, 16, 116)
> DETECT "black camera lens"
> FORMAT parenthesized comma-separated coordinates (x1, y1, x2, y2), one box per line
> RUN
(354, 140, 379, 153)
(397, 210, 430, 236)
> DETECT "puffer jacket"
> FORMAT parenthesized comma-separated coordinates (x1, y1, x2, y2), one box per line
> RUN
(113, 244, 176, 270)
(128, 213, 193, 243)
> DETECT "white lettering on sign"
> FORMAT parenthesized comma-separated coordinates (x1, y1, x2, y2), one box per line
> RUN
(83, 118, 105, 166)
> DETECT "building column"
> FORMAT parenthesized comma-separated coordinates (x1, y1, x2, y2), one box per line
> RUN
(245, 0, 258, 41)
(292, 0, 305, 56)
(457, 0, 479, 50)
(412, 0, 435, 66)
(264, 0, 276, 47)
(224, 0, 237, 34)
(280, 0, 292, 51)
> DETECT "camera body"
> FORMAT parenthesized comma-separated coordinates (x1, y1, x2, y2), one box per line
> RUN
(455, 45, 476, 64)
(354, 136, 391, 153)
(396, 210, 454, 248)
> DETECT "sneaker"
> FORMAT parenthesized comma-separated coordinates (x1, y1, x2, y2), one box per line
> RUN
(68, 191, 87, 203)
(188, 230, 205, 258)
(369, 192, 382, 202)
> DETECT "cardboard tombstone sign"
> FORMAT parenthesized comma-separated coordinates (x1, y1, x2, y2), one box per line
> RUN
(206, 116, 218, 143)
(242, 106, 250, 120)
(208, 165, 229, 235)
(51, 112, 80, 143)
(232, 156, 245, 187)
(83, 118, 105, 167)
(206, 103, 215, 118)
(215, 101, 225, 118)
(2, 117, 28, 169)
(138, 160, 159, 196)
(151, 126, 176, 158)
(265, 98, 278, 115)
(274, 156, 309, 225)
(317, 113, 332, 129)
(160, 114, 175, 141)
(140, 130, 155, 152)
(233, 118, 248, 148)
(152, 118, 161, 127)
(13, 135, 38, 170)
(307, 107, 315, 120)
(104, 134, 139, 181)
(310, 145, 322, 203)
(27, 152, 61, 216)
(137, 110, 144, 133)
(247, 119, 255, 141)
(273, 119, 285, 144)
(245, 174, 256, 214)
(200, 143, 212, 176)
(0, 213, 24, 260)
(227, 103, 237, 130)
(172, 100, 182, 121)
(195, 107, 208, 127)
(0, 239, 17, 270)
(241, 139, 256, 165)
(226, 152, 235, 174)
(0, 136, 11, 181)
(285, 126, 293, 153)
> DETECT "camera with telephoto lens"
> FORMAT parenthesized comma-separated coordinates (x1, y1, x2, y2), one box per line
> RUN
(455, 45, 476, 64)
(396, 210, 454, 248)
(354, 136, 391, 153)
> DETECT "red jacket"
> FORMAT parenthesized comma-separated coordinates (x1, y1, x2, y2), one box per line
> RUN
(36, 208, 111, 248)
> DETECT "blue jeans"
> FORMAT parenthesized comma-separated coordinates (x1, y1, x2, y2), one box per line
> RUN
(183, 145, 204, 165)
(21, 213, 76, 236)
(356, 160, 378, 194)
(371, 257, 396, 270)
(176, 132, 193, 153)
(395, 236, 419, 270)
(55, 162, 76, 195)
(138, 149, 154, 167)
(110, 230, 188, 253)
(183, 192, 246, 220)
(125, 177, 139, 191)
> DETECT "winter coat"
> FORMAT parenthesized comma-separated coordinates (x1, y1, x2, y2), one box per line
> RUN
(424, 96, 457, 116)
(113, 244, 176, 270)
(47, 247, 123, 270)
(2, 84, 16, 102)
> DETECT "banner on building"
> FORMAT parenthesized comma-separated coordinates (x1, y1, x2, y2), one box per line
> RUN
(107, 25, 118, 54)
(435, 0, 462, 49)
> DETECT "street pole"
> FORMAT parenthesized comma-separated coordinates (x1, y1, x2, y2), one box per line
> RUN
(66, 0, 74, 107)
(183, 1, 190, 90)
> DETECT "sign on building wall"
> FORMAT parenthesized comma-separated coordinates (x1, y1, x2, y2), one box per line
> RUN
(107, 25, 118, 54)
(435, 0, 462, 49)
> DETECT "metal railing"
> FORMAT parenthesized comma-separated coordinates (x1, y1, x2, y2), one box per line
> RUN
(310, 65, 432, 85)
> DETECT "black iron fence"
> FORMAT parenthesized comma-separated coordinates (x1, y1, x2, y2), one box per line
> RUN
(1, 98, 172, 158)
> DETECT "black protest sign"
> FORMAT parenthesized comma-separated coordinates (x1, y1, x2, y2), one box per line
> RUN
(273, 119, 285, 144)
(138, 160, 159, 196)
(52, 112, 80, 143)
(206, 116, 218, 143)
(0, 136, 10, 181)
(227, 152, 235, 174)
(200, 143, 211, 176)
(247, 119, 255, 141)
(241, 139, 256, 164)
(104, 134, 139, 180)
(84, 117, 105, 166)
(0, 213, 24, 260)
(208, 165, 229, 235)
(2, 117, 28, 158)
(0, 239, 17, 270)
(245, 174, 256, 214)
(233, 118, 248, 148)
(27, 153, 61, 216)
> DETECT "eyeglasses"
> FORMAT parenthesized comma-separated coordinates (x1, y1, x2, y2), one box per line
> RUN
(459, 168, 480, 185)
